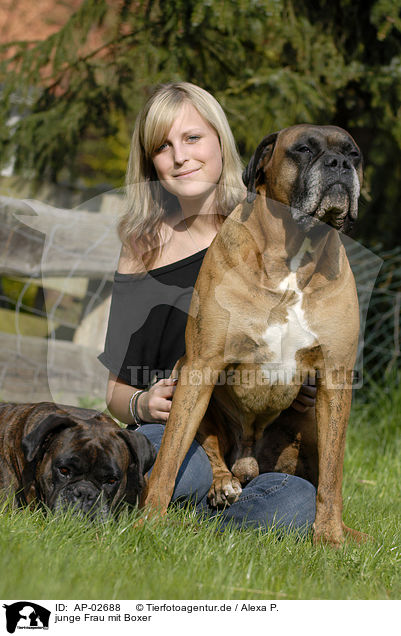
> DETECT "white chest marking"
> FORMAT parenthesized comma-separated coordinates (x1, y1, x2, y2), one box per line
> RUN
(262, 238, 317, 382)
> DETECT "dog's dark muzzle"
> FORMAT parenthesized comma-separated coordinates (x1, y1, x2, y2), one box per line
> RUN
(54, 481, 108, 518)
(318, 183, 350, 221)
(311, 164, 358, 233)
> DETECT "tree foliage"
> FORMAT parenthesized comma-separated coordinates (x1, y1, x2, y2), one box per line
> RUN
(1, 0, 401, 247)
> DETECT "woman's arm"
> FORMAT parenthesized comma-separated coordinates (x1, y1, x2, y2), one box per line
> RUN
(106, 373, 139, 424)
(106, 372, 177, 425)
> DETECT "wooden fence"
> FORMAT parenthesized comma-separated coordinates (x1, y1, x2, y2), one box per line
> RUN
(0, 193, 122, 407)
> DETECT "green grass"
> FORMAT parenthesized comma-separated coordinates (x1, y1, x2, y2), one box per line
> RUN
(1, 375, 400, 600)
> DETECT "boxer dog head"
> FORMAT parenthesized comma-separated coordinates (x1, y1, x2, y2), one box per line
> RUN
(243, 124, 363, 233)
(21, 408, 155, 520)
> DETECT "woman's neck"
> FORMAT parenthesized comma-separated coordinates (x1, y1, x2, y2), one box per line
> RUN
(124, 192, 221, 273)
(162, 189, 219, 246)
(178, 186, 217, 220)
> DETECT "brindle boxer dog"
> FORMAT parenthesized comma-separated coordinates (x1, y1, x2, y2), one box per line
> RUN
(0, 402, 155, 519)
(144, 124, 370, 547)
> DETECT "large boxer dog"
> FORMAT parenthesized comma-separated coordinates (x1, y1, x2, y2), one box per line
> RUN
(144, 124, 368, 546)
(0, 402, 155, 519)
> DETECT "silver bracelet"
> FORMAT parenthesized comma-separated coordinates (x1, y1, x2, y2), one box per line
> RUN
(129, 390, 145, 427)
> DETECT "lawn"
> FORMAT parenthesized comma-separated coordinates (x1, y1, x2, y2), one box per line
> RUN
(1, 375, 400, 600)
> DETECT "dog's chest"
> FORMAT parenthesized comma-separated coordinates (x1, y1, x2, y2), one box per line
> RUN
(262, 278, 316, 381)
(258, 239, 317, 381)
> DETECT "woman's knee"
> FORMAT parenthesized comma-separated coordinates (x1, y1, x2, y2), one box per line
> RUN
(217, 472, 316, 535)
(172, 440, 213, 503)
(138, 423, 212, 504)
(255, 473, 316, 532)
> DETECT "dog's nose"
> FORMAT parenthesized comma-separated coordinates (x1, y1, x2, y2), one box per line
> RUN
(324, 153, 351, 171)
(72, 485, 96, 504)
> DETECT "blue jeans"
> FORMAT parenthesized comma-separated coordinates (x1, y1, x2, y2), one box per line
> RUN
(138, 423, 316, 536)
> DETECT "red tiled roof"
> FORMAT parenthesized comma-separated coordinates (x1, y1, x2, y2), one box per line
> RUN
(0, 0, 84, 44)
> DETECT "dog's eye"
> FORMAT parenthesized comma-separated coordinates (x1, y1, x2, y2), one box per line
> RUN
(106, 477, 118, 485)
(296, 145, 312, 154)
(58, 467, 70, 477)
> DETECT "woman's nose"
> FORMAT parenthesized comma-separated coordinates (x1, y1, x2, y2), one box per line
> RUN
(172, 142, 188, 165)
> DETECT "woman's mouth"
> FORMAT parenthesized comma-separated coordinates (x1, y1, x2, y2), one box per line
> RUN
(173, 168, 201, 178)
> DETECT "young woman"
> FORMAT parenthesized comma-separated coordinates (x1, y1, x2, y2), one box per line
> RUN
(99, 82, 316, 533)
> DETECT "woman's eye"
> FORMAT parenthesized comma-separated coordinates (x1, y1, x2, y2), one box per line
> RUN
(155, 142, 168, 153)
(187, 135, 200, 142)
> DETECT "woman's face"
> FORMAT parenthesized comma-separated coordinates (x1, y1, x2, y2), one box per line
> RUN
(151, 101, 223, 208)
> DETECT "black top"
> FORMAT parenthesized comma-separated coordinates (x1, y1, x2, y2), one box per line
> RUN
(98, 248, 207, 389)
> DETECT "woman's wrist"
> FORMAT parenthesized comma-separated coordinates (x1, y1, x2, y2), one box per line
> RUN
(129, 389, 147, 427)
(136, 389, 148, 422)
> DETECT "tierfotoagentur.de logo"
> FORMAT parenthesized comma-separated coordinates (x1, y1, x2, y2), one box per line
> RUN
(2, 602, 51, 633)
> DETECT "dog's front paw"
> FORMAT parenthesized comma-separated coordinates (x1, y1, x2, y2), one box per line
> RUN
(208, 474, 242, 508)
(312, 521, 345, 548)
(313, 520, 373, 548)
(342, 523, 373, 544)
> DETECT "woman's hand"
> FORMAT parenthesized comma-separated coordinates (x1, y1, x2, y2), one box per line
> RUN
(290, 377, 317, 412)
(137, 378, 177, 423)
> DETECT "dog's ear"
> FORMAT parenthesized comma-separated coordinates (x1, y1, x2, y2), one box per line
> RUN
(242, 132, 278, 203)
(118, 429, 156, 506)
(118, 429, 156, 476)
(22, 415, 76, 462)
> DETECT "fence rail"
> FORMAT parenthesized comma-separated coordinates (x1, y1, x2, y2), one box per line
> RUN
(0, 195, 120, 277)
(0, 332, 108, 406)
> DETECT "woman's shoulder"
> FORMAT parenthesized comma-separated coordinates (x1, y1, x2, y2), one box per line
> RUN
(117, 246, 147, 275)
(117, 245, 208, 277)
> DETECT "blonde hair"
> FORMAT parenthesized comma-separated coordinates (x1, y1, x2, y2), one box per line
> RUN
(118, 82, 244, 267)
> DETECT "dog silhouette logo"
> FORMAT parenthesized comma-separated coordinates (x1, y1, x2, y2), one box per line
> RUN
(2, 602, 51, 633)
